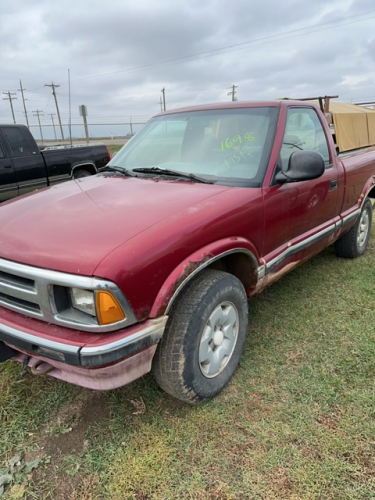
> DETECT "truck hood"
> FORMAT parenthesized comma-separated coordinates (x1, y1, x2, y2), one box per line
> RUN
(0, 175, 230, 275)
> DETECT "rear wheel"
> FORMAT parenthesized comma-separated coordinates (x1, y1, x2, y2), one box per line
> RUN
(335, 198, 373, 258)
(74, 169, 91, 178)
(152, 269, 248, 404)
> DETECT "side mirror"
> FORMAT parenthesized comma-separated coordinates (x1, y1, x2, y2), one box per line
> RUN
(275, 150, 325, 184)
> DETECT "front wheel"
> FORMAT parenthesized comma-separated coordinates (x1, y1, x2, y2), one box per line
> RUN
(152, 269, 248, 404)
(335, 198, 373, 258)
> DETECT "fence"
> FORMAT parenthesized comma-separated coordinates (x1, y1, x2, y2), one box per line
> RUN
(28, 121, 149, 142)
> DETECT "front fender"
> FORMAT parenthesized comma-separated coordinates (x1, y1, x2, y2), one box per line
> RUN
(149, 237, 260, 318)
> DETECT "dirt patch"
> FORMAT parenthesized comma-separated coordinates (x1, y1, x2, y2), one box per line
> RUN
(23, 391, 111, 499)
(42, 391, 110, 457)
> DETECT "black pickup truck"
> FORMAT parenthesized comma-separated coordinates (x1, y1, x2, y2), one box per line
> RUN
(0, 124, 111, 202)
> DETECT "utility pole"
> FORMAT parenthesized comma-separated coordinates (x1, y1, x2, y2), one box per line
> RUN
(49, 113, 57, 140)
(3, 91, 17, 123)
(33, 110, 44, 142)
(18, 80, 29, 128)
(161, 87, 166, 112)
(79, 105, 89, 142)
(45, 82, 64, 140)
(159, 96, 163, 113)
(227, 84, 238, 102)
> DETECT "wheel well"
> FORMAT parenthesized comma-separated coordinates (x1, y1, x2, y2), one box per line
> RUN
(206, 252, 258, 291)
(161, 251, 259, 317)
(367, 185, 375, 201)
(72, 164, 96, 175)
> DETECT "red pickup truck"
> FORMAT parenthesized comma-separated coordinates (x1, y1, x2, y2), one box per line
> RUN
(0, 100, 374, 404)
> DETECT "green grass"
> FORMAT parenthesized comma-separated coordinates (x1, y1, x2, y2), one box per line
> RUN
(0, 363, 79, 459)
(1, 226, 374, 499)
(107, 144, 123, 156)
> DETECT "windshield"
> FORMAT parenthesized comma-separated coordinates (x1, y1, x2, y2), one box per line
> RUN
(109, 107, 278, 187)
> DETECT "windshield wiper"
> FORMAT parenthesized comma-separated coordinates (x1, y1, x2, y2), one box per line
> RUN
(132, 167, 213, 184)
(282, 141, 304, 150)
(99, 165, 132, 176)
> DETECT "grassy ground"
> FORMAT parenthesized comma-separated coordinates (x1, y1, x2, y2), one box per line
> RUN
(107, 144, 124, 157)
(0, 227, 374, 499)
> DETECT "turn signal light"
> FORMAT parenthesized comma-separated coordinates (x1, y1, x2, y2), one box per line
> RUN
(95, 291, 125, 325)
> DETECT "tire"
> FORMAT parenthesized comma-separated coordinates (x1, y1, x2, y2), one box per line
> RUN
(74, 169, 91, 178)
(152, 269, 248, 404)
(334, 198, 373, 258)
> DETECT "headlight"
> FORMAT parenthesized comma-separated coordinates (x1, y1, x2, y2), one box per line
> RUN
(52, 281, 132, 331)
(70, 287, 125, 325)
(70, 288, 96, 316)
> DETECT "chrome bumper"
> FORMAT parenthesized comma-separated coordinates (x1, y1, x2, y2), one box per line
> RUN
(0, 316, 167, 367)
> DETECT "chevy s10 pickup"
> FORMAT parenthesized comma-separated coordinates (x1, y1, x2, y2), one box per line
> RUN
(0, 100, 374, 403)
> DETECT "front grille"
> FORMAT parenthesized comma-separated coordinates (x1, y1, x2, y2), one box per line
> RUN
(0, 291, 41, 315)
(0, 270, 35, 290)
(0, 261, 42, 318)
(0, 258, 137, 333)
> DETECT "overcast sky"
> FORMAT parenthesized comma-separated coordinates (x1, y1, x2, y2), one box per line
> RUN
(1, 0, 375, 139)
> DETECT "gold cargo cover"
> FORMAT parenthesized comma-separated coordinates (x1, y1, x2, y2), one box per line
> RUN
(328, 102, 375, 152)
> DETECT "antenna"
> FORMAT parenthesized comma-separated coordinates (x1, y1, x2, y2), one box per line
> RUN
(68, 69, 73, 147)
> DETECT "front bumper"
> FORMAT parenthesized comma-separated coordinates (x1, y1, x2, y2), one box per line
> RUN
(9, 346, 159, 391)
(0, 315, 167, 367)
(0, 311, 167, 389)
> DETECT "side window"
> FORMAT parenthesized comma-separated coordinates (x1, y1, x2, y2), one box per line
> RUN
(0, 145, 5, 158)
(279, 108, 330, 170)
(1, 127, 32, 157)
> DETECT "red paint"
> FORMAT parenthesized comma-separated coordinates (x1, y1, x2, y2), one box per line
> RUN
(0, 176, 231, 275)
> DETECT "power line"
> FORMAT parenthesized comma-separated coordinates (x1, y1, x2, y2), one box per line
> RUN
(339, 94, 375, 102)
(73, 10, 375, 82)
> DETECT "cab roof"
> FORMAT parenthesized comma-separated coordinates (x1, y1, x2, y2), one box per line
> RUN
(155, 100, 313, 117)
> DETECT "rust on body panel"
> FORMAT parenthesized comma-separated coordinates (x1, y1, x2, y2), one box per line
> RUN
(173, 255, 213, 293)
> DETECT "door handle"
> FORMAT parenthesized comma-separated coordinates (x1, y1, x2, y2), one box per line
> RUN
(329, 179, 338, 191)
(1, 164, 13, 169)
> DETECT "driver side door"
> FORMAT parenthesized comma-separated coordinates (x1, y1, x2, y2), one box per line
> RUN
(262, 106, 340, 268)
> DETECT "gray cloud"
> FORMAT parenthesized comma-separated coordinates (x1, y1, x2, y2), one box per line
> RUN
(1, 0, 375, 139)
